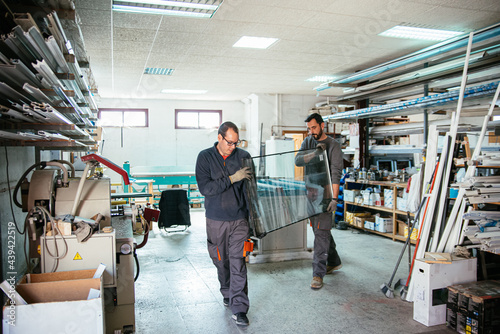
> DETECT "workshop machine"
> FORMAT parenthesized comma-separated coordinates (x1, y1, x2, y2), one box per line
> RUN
(15, 154, 136, 334)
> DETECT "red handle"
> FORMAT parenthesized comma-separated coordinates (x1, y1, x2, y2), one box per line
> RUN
(81, 154, 130, 185)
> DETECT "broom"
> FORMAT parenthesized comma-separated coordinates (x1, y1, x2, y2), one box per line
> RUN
(380, 193, 426, 298)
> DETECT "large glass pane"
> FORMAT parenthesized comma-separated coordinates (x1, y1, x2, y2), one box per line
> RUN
(199, 112, 220, 128)
(243, 148, 333, 238)
(124, 111, 146, 126)
(177, 112, 198, 128)
(99, 111, 122, 126)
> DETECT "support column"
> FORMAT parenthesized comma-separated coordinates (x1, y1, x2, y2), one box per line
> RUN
(357, 99, 369, 168)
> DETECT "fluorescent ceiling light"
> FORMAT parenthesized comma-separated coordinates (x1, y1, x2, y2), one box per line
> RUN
(113, 5, 211, 17)
(306, 75, 337, 82)
(161, 89, 208, 94)
(233, 36, 278, 49)
(112, 0, 222, 18)
(379, 25, 463, 41)
(116, 0, 218, 10)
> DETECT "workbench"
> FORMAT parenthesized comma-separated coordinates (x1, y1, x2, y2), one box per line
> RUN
(122, 163, 202, 204)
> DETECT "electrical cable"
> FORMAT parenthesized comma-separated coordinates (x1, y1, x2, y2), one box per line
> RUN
(136, 218, 149, 249)
(4, 147, 24, 234)
(34, 206, 68, 274)
(133, 250, 140, 282)
(12, 161, 44, 209)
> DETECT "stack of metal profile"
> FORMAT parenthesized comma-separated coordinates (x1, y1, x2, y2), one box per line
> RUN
(457, 153, 500, 254)
(0, 5, 98, 147)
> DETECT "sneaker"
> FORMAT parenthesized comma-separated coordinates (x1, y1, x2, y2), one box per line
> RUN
(232, 312, 249, 326)
(310, 276, 323, 289)
(326, 264, 342, 274)
(223, 298, 229, 307)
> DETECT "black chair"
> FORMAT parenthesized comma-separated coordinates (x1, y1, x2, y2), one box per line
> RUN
(158, 189, 191, 232)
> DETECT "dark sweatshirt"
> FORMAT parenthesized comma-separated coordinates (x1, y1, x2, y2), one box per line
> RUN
(195, 142, 251, 221)
(295, 135, 343, 185)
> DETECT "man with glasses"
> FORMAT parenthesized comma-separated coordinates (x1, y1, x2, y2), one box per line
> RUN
(195, 121, 252, 326)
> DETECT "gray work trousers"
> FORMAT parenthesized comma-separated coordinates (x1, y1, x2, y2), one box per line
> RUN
(206, 218, 250, 314)
(310, 212, 341, 278)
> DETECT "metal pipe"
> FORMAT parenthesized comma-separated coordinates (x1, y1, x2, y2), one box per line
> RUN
(315, 23, 500, 91)
(70, 162, 91, 217)
(323, 81, 499, 120)
(423, 76, 429, 146)
(45, 161, 69, 185)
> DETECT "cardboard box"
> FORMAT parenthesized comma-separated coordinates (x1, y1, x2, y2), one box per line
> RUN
(354, 216, 372, 229)
(343, 189, 360, 202)
(364, 218, 375, 230)
(404, 226, 418, 241)
(375, 216, 393, 233)
(2, 269, 104, 333)
(384, 189, 394, 208)
(413, 257, 477, 327)
(397, 220, 406, 236)
(397, 197, 407, 211)
(345, 211, 370, 225)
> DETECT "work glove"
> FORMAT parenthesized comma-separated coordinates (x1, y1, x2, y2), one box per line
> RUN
(230, 167, 252, 183)
(316, 143, 327, 151)
(326, 199, 338, 213)
(75, 221, 92, 242)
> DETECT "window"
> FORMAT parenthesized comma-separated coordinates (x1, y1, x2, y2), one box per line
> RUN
(175, 109, 221, 129)
(98, 108, 148, 127)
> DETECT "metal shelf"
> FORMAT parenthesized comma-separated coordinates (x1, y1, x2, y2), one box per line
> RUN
(0, 3, 99, 151)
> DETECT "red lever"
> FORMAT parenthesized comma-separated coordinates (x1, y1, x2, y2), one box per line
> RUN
(81, 154, 130, 185)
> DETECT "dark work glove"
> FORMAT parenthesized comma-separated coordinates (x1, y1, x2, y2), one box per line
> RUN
(230, 167, 252, 183)
(326, 199, 338, 213)
(316, 143, 327, 151)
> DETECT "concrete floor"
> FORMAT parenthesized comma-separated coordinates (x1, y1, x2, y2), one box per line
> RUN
(134, 209, 455, 334)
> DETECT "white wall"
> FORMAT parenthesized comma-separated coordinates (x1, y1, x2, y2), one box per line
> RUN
(280, 94, 328, 129)
(97, 98, 246, 180)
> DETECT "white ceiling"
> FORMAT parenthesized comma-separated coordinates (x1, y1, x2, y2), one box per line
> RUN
(74, 0, 500, 102)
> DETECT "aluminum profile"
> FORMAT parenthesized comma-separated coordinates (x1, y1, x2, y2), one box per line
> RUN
(23, 83, 52, 104)
(27, 26, 58, 71)
(45, 35, 70, 73)
(0, 82, 32, 105)
(32, 59, 64, 87)
(1, 104, 36, 123)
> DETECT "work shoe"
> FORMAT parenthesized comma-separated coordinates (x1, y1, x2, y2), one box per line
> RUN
(310, 276, 323, 289)
(326, 264, 343, 274)
(223, 298, 229, 307)
(232, 312, 249, 326)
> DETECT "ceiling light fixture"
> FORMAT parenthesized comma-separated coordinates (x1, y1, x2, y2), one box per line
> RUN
(306, 75, 337, 82)
(112, 0, 222, 18)
(379, 25, 463, 41)
(161, 89, 208, 94)
(116, 0, 218, 10)
(233, 36, 279, 49)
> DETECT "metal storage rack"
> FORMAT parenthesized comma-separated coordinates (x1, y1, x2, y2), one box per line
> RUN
(0, 1, 99, 151)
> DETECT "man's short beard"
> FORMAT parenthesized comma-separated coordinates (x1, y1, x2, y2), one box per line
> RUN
(313, 128, 323, 140)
